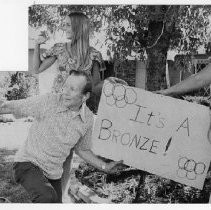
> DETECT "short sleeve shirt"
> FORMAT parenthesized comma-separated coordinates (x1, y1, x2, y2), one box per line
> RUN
(13, 94, 94, 179)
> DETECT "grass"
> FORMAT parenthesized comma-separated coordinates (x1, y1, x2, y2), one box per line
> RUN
(0, 148, 31, 203)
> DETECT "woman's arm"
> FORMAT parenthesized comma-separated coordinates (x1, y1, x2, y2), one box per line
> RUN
(33, 36, 57, 74)
(33, 43, 57, 74)
(92, 61, 101, 87)
(157, 63, 211, 96)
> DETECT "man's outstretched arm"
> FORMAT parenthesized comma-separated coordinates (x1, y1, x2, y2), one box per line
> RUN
(0, 94, 50, 119)
(74, 126, 123, 174)
(75, 146, 123, 174)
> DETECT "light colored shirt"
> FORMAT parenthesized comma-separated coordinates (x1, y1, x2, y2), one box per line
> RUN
(11, 93, 94, 179)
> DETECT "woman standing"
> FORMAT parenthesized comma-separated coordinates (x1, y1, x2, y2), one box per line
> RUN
(33, 11, 105, 93)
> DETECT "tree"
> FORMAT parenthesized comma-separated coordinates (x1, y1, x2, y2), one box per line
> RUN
(103, 5, 211, 90)
(29, 5, 211, 91)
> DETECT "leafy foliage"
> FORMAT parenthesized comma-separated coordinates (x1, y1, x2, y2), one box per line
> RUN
(28, 5, 211, 90)
(29, 5, 211, 58)
(0, 72, 38, 101)
(172, 5, 211, 53)
(75, 160, 211, 203)
(29, 5, 108, 35)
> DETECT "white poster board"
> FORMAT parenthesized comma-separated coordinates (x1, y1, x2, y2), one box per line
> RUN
(92, 81, 211, 190)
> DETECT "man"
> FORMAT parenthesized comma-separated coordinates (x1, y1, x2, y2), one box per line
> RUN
(0, 70, 122, 203)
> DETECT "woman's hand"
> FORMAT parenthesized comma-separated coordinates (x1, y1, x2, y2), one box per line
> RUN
(35, 31, 49, 45)
(35, 36, 48, 45)
(106, 77, 128, 86)
(93, 77, 128, 95)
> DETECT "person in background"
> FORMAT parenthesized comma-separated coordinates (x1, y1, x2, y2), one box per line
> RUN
(33, 11, 128, 202)
(156, 63, 211, 144)
(156, 61, 211, 203)
(155, 63, 211, 97)
(33, 11, 105, 93)
(0, 71, 123, 203)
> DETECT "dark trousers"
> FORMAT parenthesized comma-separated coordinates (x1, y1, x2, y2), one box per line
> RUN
(13, 162, 62, 203)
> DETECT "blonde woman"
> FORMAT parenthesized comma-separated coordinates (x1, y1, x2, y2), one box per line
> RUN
(33, 12, 105, 93)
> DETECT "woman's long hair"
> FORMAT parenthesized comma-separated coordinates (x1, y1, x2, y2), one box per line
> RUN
(68, 12, 91, 71)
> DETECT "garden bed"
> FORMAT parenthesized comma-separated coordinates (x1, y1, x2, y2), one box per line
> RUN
(71, 160, 211, 203)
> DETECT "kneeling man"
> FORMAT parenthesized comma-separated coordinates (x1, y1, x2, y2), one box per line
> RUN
(0, 70, 122, 203)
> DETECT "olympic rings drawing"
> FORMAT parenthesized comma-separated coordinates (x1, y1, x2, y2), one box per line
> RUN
(103, 81, 137, 108)
(176, 157, 206, 180)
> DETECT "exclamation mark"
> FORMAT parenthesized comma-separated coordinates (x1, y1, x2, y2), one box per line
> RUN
(163, 136, 172, 156)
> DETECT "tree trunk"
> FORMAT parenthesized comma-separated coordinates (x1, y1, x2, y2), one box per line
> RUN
(146, 21, 169, 91)
(145, 5, 180, 91)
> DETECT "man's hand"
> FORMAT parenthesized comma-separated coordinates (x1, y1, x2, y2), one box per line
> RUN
(106, 77, 128, 86)
(104, 160, 124, 174)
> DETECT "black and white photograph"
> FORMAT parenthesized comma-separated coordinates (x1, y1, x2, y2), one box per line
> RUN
(0, 4, 211, 205)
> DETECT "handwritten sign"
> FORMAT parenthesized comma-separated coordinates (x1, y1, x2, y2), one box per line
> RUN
(92, 81, 211, 190)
